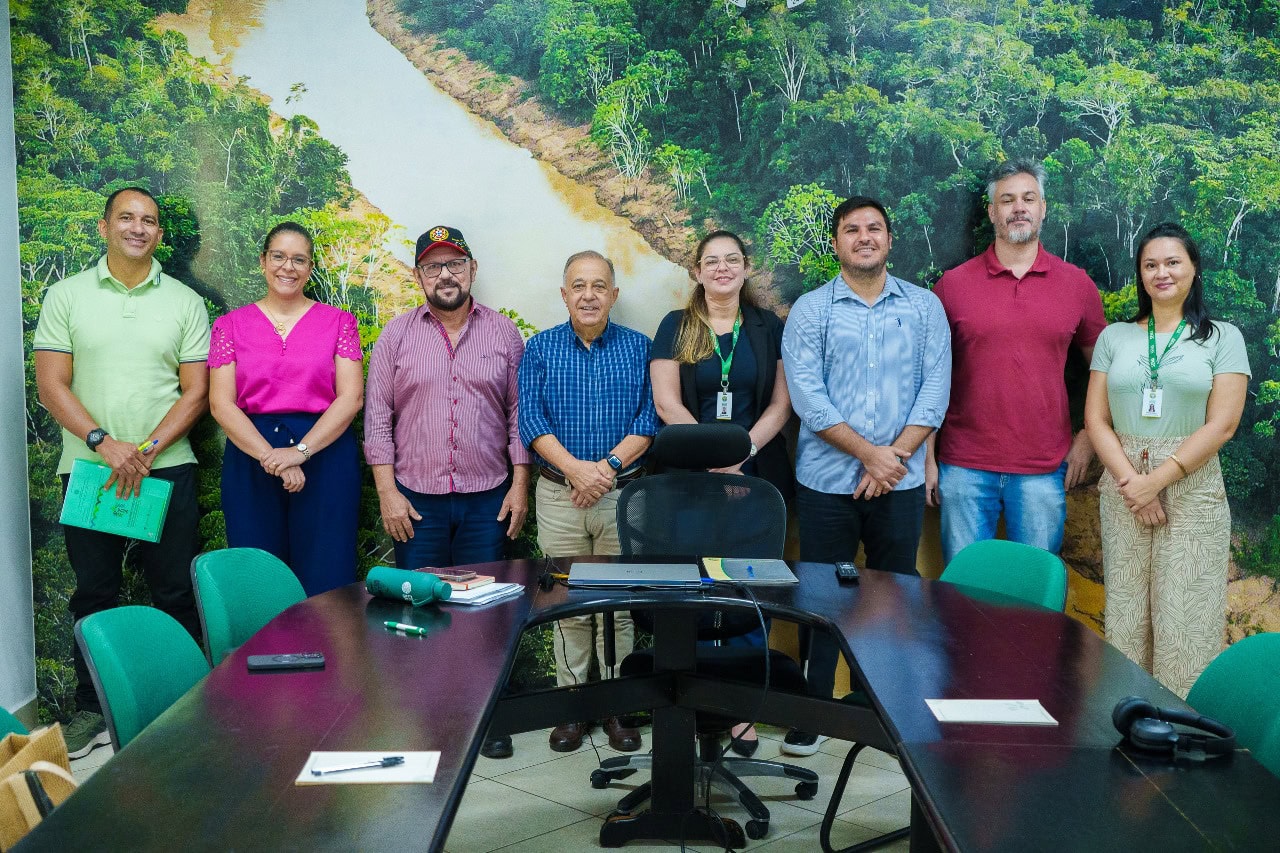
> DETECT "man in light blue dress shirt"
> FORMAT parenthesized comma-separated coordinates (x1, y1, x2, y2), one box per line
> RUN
(780, 195, 951, 755)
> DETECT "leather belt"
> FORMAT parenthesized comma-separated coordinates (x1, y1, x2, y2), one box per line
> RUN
(539, 465, 644, 488)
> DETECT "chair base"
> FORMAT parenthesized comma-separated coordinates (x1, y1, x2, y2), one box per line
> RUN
(820, 743, 909, 853)
(593, 735, 820, 846)
(600, 805, 747, 848)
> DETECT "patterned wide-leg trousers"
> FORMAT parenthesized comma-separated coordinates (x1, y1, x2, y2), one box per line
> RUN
(1100, 434, 1230, 698)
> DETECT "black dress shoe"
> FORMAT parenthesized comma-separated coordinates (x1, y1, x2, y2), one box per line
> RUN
(603, 716, 642, 752)
(550, 721, 588, 752)
(481, 735, 513, 759)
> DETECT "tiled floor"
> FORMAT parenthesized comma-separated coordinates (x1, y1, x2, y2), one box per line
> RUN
(70, 724, 911, 851)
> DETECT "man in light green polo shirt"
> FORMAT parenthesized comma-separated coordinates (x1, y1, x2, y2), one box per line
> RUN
(33, 186, 210, 758)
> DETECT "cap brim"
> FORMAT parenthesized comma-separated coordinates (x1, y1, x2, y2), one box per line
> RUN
(416, 241, 471, 262)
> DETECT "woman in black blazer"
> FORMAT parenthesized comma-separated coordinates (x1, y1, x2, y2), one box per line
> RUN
(649, 230, 795, 756)
(650, 230, 794, 498)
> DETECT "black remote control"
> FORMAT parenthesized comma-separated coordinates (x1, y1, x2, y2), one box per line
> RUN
(834, 562, 860, 583)
(246, 653, 326, 671)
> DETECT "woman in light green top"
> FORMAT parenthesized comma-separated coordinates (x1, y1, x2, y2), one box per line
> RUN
(1085, 223, 1250, 697)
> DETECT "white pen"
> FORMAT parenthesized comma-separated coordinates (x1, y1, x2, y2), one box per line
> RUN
(311, 755, 405, 776)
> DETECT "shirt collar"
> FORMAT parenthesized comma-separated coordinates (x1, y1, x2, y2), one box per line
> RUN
(567, 318, 613, 349)
(831, 273, 904, 306)
(419, 297, 480, 325)
(982, 242, 1051, 278)
(96, 255, 162, 292)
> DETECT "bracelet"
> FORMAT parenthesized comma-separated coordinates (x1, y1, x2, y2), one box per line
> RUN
(1168, 453, 1190, 478)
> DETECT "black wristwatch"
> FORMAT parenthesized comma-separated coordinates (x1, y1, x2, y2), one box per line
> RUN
(86, 428, 108, 452)
(606, 454, 623, 471)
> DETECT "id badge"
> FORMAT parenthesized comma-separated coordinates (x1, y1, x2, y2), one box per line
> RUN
(1140, 386, 1163, 418)
(715, 391, 733, 421)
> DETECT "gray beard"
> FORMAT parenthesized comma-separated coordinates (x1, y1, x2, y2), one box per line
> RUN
(1005, 223, 1038, 244)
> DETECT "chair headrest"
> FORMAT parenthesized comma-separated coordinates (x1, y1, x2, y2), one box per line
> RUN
(650, 423, 752, 469)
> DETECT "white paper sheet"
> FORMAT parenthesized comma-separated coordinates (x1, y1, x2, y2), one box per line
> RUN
(296, 751, 441, 785)
(924, 699, 1058, 726)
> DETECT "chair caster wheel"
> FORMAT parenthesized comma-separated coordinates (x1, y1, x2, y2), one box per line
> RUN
(746, 819, 768, 839)
(795, 781, 818, 800)
(590, 770, 610, 789)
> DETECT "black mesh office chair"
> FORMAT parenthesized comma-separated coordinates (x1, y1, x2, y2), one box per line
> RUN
(590, 424, 818, 842)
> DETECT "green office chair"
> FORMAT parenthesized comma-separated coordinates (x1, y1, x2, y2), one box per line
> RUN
(820, 539, 1069, 852)
(1, 707, 28, 737)
(937, 538, 1068, 611)
(1187, 632, 1280, 778)
(192, 548, 306, 665)
(74, 607, 211, 752)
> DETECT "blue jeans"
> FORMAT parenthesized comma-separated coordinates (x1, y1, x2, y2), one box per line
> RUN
(938, 462, 1067, 565)
(393, 481, 509, 571)
(796, 483, 925, 699)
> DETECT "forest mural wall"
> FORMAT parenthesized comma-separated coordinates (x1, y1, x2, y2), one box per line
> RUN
(13, 0, 1280, 722)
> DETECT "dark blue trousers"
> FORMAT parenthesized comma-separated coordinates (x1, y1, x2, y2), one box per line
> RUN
(221, 413, 359, 596)
(797, 483, 925, 699)
(392, 481, 509, 571)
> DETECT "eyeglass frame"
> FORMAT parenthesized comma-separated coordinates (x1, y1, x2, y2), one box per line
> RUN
(416, 258, 472, 279)
(265, 250, 313, 269)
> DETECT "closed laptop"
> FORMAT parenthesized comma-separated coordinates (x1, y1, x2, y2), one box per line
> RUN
(567, 563, 703, 588)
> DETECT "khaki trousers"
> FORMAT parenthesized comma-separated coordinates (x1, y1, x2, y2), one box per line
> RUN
(536, 477, 635, 689)
(1100, 434, 1229, 698)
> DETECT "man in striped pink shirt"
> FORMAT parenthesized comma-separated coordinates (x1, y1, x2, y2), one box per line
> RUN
(364, 224, 531, 588)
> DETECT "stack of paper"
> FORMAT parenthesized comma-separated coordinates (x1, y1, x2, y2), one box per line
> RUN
(443, 582, 524, 607)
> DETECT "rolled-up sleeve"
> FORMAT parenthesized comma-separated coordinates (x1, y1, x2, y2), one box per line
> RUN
(517, 335, 553, 449)
(362, 322, 399, 466)
(504, 324, 532, 465)
(906, 292, 951, 429)
(782, 293, 846, 434)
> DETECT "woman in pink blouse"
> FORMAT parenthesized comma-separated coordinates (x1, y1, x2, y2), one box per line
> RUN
(208, 222, 364, 594)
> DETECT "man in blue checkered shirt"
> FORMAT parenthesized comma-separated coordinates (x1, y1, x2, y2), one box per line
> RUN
(518, 249, 658, 754)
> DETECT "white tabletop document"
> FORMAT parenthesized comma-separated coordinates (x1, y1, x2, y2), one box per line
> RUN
(924, 699, 1058, 726)
(296, 751, 441, 785)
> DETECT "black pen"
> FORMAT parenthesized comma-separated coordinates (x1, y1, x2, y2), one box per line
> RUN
(311, 755, 405, 776)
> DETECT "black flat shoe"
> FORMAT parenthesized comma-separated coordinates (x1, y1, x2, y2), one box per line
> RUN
(481, 735, 513, 759)
(729, 736, 759, 757)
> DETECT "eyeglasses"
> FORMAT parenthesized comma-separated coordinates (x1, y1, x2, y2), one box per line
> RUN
(267, 251, 312, 269)
(699, 254, 745, 271)
(417, 258, 470, 278)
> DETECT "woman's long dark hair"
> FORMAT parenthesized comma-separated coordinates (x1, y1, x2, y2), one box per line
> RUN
(1130, 222, 1215, 343)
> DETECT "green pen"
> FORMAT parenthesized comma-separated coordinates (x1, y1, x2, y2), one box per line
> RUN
(384, 621, 428, 637)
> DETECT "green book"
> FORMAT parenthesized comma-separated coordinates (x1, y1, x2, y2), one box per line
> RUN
(59, 458, 173, 543)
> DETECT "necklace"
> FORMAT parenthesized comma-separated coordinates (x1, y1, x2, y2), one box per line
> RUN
(259, 301, 306, 351)
(261, 304, 288, 337)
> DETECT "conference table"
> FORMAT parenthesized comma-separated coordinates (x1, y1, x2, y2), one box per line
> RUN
(15, 558, 1280, 851)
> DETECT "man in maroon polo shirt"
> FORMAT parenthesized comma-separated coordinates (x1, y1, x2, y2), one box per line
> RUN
(931, 160, 1106, 564)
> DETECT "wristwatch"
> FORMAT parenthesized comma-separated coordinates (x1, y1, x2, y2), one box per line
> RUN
(748, 442, 758, 458)
(86, 428, 108, 452)
(296, 442, 311, 461)
(605, 454, 623, 471)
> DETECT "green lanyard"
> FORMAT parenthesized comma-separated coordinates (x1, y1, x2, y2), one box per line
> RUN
(709, 313, 743, 391)
(1147, 315, 1187, 389)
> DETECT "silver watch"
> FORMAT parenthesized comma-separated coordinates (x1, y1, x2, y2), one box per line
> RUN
(296, 442, 311, 461)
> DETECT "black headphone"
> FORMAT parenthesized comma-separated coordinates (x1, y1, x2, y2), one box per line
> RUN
(1112, 696, 1236, 758)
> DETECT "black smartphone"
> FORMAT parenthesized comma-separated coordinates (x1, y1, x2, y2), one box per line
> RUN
(246, 653, 326, 671)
